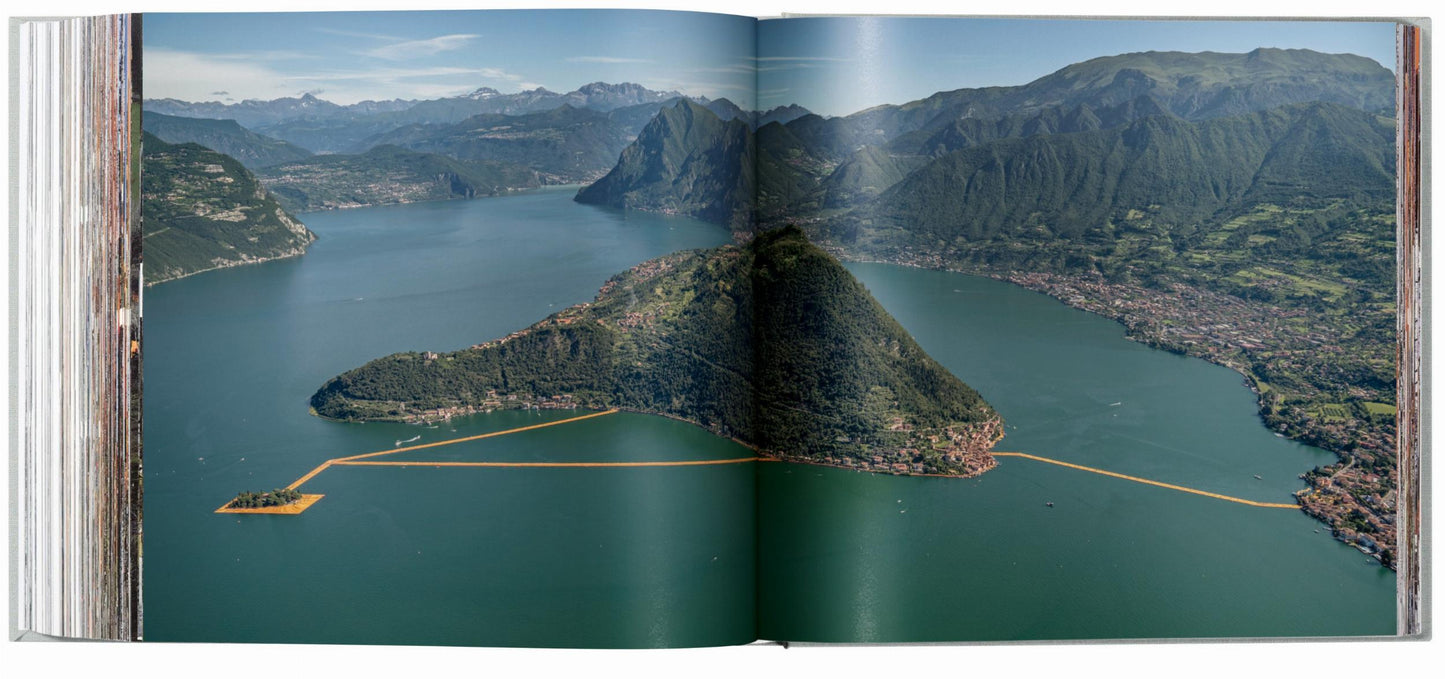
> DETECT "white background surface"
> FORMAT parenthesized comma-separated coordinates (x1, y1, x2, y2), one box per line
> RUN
(1, 1, 1438, 676)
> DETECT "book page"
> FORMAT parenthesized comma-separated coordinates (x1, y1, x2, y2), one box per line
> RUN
(753, 16, 1404, 642)
(138, 9, 761, 648)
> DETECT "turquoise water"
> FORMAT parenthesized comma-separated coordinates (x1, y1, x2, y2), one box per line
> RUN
(757, 264, 1396, 641)
(142, 189, 756, 647)
(144, 189, 1395, 646)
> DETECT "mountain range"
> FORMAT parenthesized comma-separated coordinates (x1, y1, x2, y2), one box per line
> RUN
(852, 102, 1395, 250)
(146, 82, 812, 154)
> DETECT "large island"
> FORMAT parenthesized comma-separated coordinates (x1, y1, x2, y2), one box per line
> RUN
(311, 227, 1002, 476)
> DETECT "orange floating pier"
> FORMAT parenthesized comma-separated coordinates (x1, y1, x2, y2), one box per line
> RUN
(992, 452, 1298, 509)
(218, 409, 1300, 516)
(216, 409, 757, 516)
(333, 456, 760, 469)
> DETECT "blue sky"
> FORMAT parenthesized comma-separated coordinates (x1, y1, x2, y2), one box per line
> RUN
(145, 10, 757, 107)
(146, 12, 1396, 116)
(759, 18, 1398, 115)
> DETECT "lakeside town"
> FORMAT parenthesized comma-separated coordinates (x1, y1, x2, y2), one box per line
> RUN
(831, 244, 1399, 566)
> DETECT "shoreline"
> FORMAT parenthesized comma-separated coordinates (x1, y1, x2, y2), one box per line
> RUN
(835, 253, 1336, 462)
(144, 243, 312, 287)
(280, 182, 558, 215)
(828, 252, 1410, 567)
(313, 401, 1001, 479)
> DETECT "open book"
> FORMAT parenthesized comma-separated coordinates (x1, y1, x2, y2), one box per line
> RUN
(9, 10, 1425, 647)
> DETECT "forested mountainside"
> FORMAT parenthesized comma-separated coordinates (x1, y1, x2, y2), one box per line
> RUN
(575, 100, 756, 228)
(141, 132, 315, 285)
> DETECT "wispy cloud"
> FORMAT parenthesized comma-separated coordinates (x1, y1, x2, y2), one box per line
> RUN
(364, 34, 481, 61)
(200, 49, 313, 62)
(145, 48, 296, 102)
(750, 56, 853, 73)
(565, 56, 653, 64)
(314, 27, 407, 42)
(753, 56, 855, 62)
(759, 63, 822, 73)
(651, 79, 753, 96)
(692, 63, 757, 75)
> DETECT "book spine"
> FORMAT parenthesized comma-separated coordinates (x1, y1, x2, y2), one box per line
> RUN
(11, 13, 139, 641)
(1393, 20, 1425, 639)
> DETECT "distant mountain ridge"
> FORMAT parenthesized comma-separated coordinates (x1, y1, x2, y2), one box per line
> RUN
(255, 145, 541, 212)
(145, 83, 810, 154)
(359, 104, 635, 183)
(142, 112, 313, 170)
(144, 93, 414, 130)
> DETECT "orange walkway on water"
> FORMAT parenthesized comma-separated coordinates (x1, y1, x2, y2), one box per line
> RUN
(220, 409, 756, 515)
(285, 409, 623, 490)
(992, 452, 1298, 509)
(334, 456, 759, 469)
(218, 408, 1299, 515)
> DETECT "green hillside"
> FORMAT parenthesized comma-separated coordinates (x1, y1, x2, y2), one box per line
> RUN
(311, 227, 1001, 475)
(855, 103, 1394, 249)
(576, 100, 756, 229)
(142, 132, 316, 284)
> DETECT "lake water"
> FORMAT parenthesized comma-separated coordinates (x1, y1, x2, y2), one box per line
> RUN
(758, 264, 1396, 641)
(143, 187, 1395, 646)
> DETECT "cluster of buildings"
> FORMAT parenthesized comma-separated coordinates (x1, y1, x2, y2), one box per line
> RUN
(402, 391, 581, 425)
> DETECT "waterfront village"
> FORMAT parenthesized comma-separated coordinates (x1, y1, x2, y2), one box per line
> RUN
(399, 379, 583, 425)
(838, 245, 1399, 565)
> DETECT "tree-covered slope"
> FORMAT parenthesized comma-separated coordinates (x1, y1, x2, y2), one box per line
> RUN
(142, 112, 314, 170)
(255, 145, 540, 212)
(817, 48, 1393, 158)
(819, 145, 927, 208)
(311, 227, 1001, 475)
(756, 49, 1394, 218)
(576, 100, 756, 229)
(853, 103, 1394, 248)
(141, 132, 316, 284)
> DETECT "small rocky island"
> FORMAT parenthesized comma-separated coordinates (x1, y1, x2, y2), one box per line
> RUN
(310, 227, 1002, 476)
(225, 488, 304, 510)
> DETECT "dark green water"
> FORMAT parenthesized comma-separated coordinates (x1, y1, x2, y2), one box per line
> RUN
(145, 188, 1395, 646)
(757, 264, 1396, 641)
